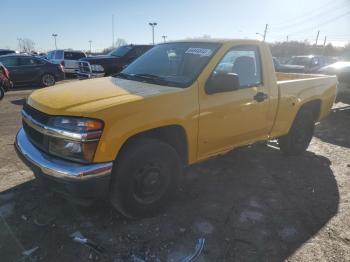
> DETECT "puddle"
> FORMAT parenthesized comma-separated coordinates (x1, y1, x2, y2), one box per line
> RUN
(194, 221, 215, 235)
(239, 210, 264, 224)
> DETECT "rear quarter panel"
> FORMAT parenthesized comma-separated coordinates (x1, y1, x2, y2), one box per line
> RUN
(270, 75, 337, 138)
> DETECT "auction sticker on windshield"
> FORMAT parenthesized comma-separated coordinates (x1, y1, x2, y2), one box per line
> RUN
(185, 48, 213, 57)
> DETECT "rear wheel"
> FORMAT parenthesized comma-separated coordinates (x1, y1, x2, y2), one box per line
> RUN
(41, 73, 55, 87)
(278, 110, 315, 155)
(110, 138, 182, 218)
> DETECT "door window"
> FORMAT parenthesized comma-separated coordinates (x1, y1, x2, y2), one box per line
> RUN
(54, 50, 64, 59)
(47, 51, 54, 60)
(0, 56, 19, 67)
(213, 45, 262, 88)
(64, 52, 86, 60)
(20, 57, 46, 66)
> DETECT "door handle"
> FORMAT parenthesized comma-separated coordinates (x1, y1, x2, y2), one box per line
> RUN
(254, 92, 269, 102)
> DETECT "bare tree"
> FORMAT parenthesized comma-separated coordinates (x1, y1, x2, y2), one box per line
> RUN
(115, 38, 127, 47)
(21, 38, 35, 53)
(101, 38, 128, 54)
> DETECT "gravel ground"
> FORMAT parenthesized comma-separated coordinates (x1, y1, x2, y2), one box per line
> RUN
(0, 87, 349, 262)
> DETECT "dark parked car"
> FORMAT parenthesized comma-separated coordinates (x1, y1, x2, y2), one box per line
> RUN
(285, 55, 336, 73)
(0, 62, 12, 100)
(320, 61, 350, 101)
(0, 55, 65, 87)
(0, 49, 16, 56)
(273, 57, 304, 73)
(78, 45, 153, 79)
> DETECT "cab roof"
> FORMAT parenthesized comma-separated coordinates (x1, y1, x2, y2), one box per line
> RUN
(167, 38, 262, 45)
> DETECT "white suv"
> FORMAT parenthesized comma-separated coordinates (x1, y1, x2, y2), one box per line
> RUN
(47, 50, 86, 74)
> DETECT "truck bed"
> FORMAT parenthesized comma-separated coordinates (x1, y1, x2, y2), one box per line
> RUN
(276, 72, 331, 82)
(269, 72, 337, 138)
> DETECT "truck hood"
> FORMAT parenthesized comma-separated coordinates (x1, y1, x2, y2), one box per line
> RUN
(28, 77, 180, 116)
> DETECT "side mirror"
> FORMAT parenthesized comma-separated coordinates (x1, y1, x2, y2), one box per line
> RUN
(205, 72, 240, 94)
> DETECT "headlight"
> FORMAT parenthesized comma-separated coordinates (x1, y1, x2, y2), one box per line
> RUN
(49, 138, 98, 163)
(90, 64, 104, 72)
(48, 117, 104, 163)
(50, 117, 103, 133)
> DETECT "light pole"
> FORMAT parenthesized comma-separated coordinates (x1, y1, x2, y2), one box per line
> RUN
(256, 32, 263, 40)
(162, 35, 167, 43)
(52, 34, 58, 49)
(149, 22, 157, 45)
(256, 24, 269, 42)
(89, 40, 92, 54)
(17, 38, 22, 52)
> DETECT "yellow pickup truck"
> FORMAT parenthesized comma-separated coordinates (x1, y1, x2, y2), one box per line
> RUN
(15, 39, 337, 218)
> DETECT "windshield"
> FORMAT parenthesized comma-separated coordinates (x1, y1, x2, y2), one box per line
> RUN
(117, 42, 221, 88)
(109, 46, 133, 57)
(287, 57, 312, 66)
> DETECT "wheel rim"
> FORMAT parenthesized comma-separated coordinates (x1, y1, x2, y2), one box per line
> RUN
(132, 163, 168, 204)
(42, 74, 55, 86)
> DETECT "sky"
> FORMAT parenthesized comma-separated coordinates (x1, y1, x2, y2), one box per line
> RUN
(0, 0, 349, 52)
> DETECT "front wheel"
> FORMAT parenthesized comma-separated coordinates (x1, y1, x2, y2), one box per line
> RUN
(278, 110, 315, 155)
(110, 138, 182, 218)
(41, 73, 56, 87)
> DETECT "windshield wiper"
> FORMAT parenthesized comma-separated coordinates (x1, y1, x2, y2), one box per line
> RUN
(116, 73, 181, 87)
(132, 73, 165, 80)
(129, 73, 171, 84)
(113, 72, 132, 79)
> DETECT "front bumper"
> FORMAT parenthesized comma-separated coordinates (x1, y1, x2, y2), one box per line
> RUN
(77, 72, 105, 80)
(15, 128, 113, 200)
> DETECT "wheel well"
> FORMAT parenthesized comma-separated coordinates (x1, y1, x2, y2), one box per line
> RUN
(41, 72, 56, 81)
(118, 125, 189, 165)
(298, 100, 321, 121)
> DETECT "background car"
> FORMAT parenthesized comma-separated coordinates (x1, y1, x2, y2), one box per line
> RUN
(46, 50, 86, 75)
(0, 54, 65, 87)
(273, 57, 305, 73)
(285, 55, 335, 73)
(320, 61, 350, 101)
(78, 45, 153, 79)
(0, 49, 16, 56)
(0, 62, 12, 100)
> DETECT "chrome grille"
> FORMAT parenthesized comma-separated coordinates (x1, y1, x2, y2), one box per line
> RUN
(79, 61, 92, 73)
(22, 104, 49, 152)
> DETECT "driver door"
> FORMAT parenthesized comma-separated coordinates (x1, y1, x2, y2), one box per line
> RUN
(198, 45, 271, 159)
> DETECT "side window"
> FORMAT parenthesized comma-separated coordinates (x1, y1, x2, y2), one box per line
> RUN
(128, 47, 143, 58)
(64, 52, 86, 60)
(311, 57, 319, 67)
(19, 57, 40, 66)
(54, 50, 63, 59)
(0, 57, 19, 67)
(214, 45, 262, 88)
(47, 51, 55, 60)
(33, 58, 45, 65)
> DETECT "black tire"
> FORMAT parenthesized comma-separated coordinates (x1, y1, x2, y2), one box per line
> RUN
(110, 138, 182, 218)
(278, 110, 315, 155)
(41, 73, 56, 87)
(0, 86, 4, 100)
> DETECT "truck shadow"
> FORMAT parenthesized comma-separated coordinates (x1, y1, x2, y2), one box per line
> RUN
(0, 144, 339, 261)
(314, 104, 350, 148)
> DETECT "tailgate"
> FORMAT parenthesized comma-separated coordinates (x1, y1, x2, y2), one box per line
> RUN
(64, 60, 79, 70)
